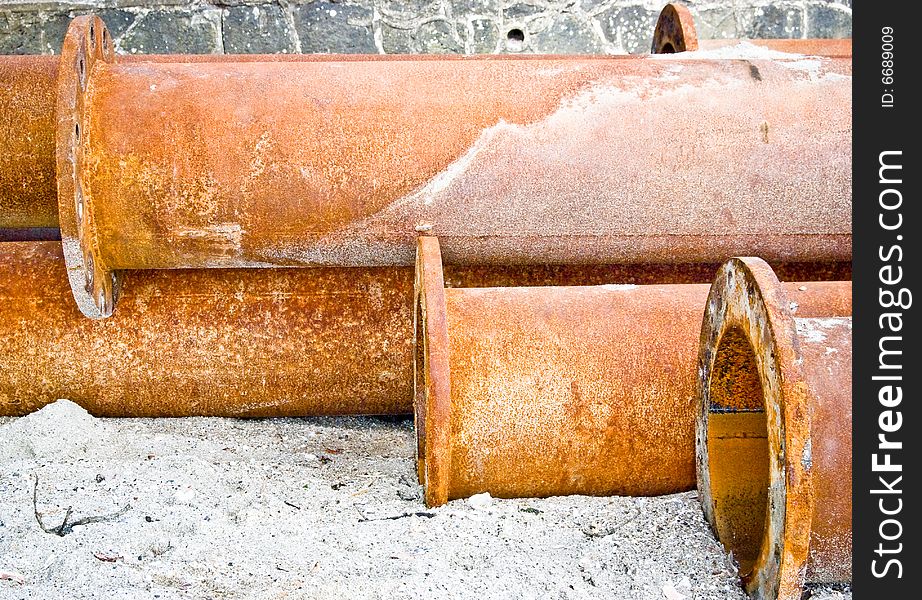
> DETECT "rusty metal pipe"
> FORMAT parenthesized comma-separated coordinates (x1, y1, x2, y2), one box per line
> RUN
(2, 241, 824, 417)
(0, 241, 413, 417)
(52, 16, 851, 318)
(442, 261, 851, 288)
(696, 257, 851, 599)
(652, 3, 852, 57)
(415, 237, 851, 507)
(3, 52, 450, 231)
(0, 55, 59, 229)
(2, 16, 849, 234)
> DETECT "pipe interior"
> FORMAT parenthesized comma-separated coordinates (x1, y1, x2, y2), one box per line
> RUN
(706, 326, 770, 576)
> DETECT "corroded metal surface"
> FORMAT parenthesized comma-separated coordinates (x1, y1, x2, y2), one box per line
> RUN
(797, 317, 852, 584)
(652, 3, 852, 57)
(84, 52, 853, 270)
(47, 16, 851, 317)
(416, 238, 851, 508)
(0, 55, 59, 229)
(0, 241, 779, 418)
(696, 257, 851, 599)
(1, 52, 416, 230)
(414, 237, 453, 507)
(0, 242, 413, 417)
(2, 38, 850, 236)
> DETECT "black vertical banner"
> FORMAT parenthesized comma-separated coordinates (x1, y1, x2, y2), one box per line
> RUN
(853, 2, 919, 596)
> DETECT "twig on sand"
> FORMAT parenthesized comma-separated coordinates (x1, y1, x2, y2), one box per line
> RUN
(92, 551, 124, 563)
(33, 474, 130, 537)
(358, 511, 436, 523)
(581, 509, 641, 538)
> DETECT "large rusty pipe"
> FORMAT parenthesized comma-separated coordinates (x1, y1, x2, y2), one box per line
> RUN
(1, 15, 850, 233)
(0, 241, 413, 417)
(696, 257, 851, 599)
(2, 52, 448, 231)
(414, 237, 851, 507)
(2, 241, 839, 417)
(652, 3, 852, 57)
(0, 55, 59, 229)
(53, 16, 850, 318)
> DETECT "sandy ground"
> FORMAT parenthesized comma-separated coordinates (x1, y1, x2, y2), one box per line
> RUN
(0, 401, 850, 600)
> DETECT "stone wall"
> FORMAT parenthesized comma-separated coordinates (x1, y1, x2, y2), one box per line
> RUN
(0, 0, 852, 55)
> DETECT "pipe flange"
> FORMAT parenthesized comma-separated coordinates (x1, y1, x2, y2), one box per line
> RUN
(652, 3, 699, 54)
(696, 257, 814, 600)
(56, 15, 120, 319)
(414, 236, 452, 507)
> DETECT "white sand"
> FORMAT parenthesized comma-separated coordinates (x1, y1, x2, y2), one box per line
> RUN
(0, 401, 850, 599)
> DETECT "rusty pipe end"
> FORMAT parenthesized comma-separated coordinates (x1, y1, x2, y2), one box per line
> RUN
(414, 236, 452, 508)
(652, 3, 699, 54)
(696, 257, 814, 600)
(56, 15, 121, 319)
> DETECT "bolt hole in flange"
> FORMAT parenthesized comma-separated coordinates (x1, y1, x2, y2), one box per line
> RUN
(506, 28, 525, 52)
(78, 56, 86, 89)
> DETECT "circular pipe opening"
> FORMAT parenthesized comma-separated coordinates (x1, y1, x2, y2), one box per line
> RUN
(705, 326, 769, 577)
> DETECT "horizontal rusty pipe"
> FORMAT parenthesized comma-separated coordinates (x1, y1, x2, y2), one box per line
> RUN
(2, 241, 834, 417)
(0, 55, 59, 229)
(652, 3, 852, 57)
(1, 14, 849, 233)
(0, 241, 412, 417)
(696, 257, 851, 599)
(2, 52, 461, 231)
(414, 237, 851, 507)
(55, 16, 850, 318)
